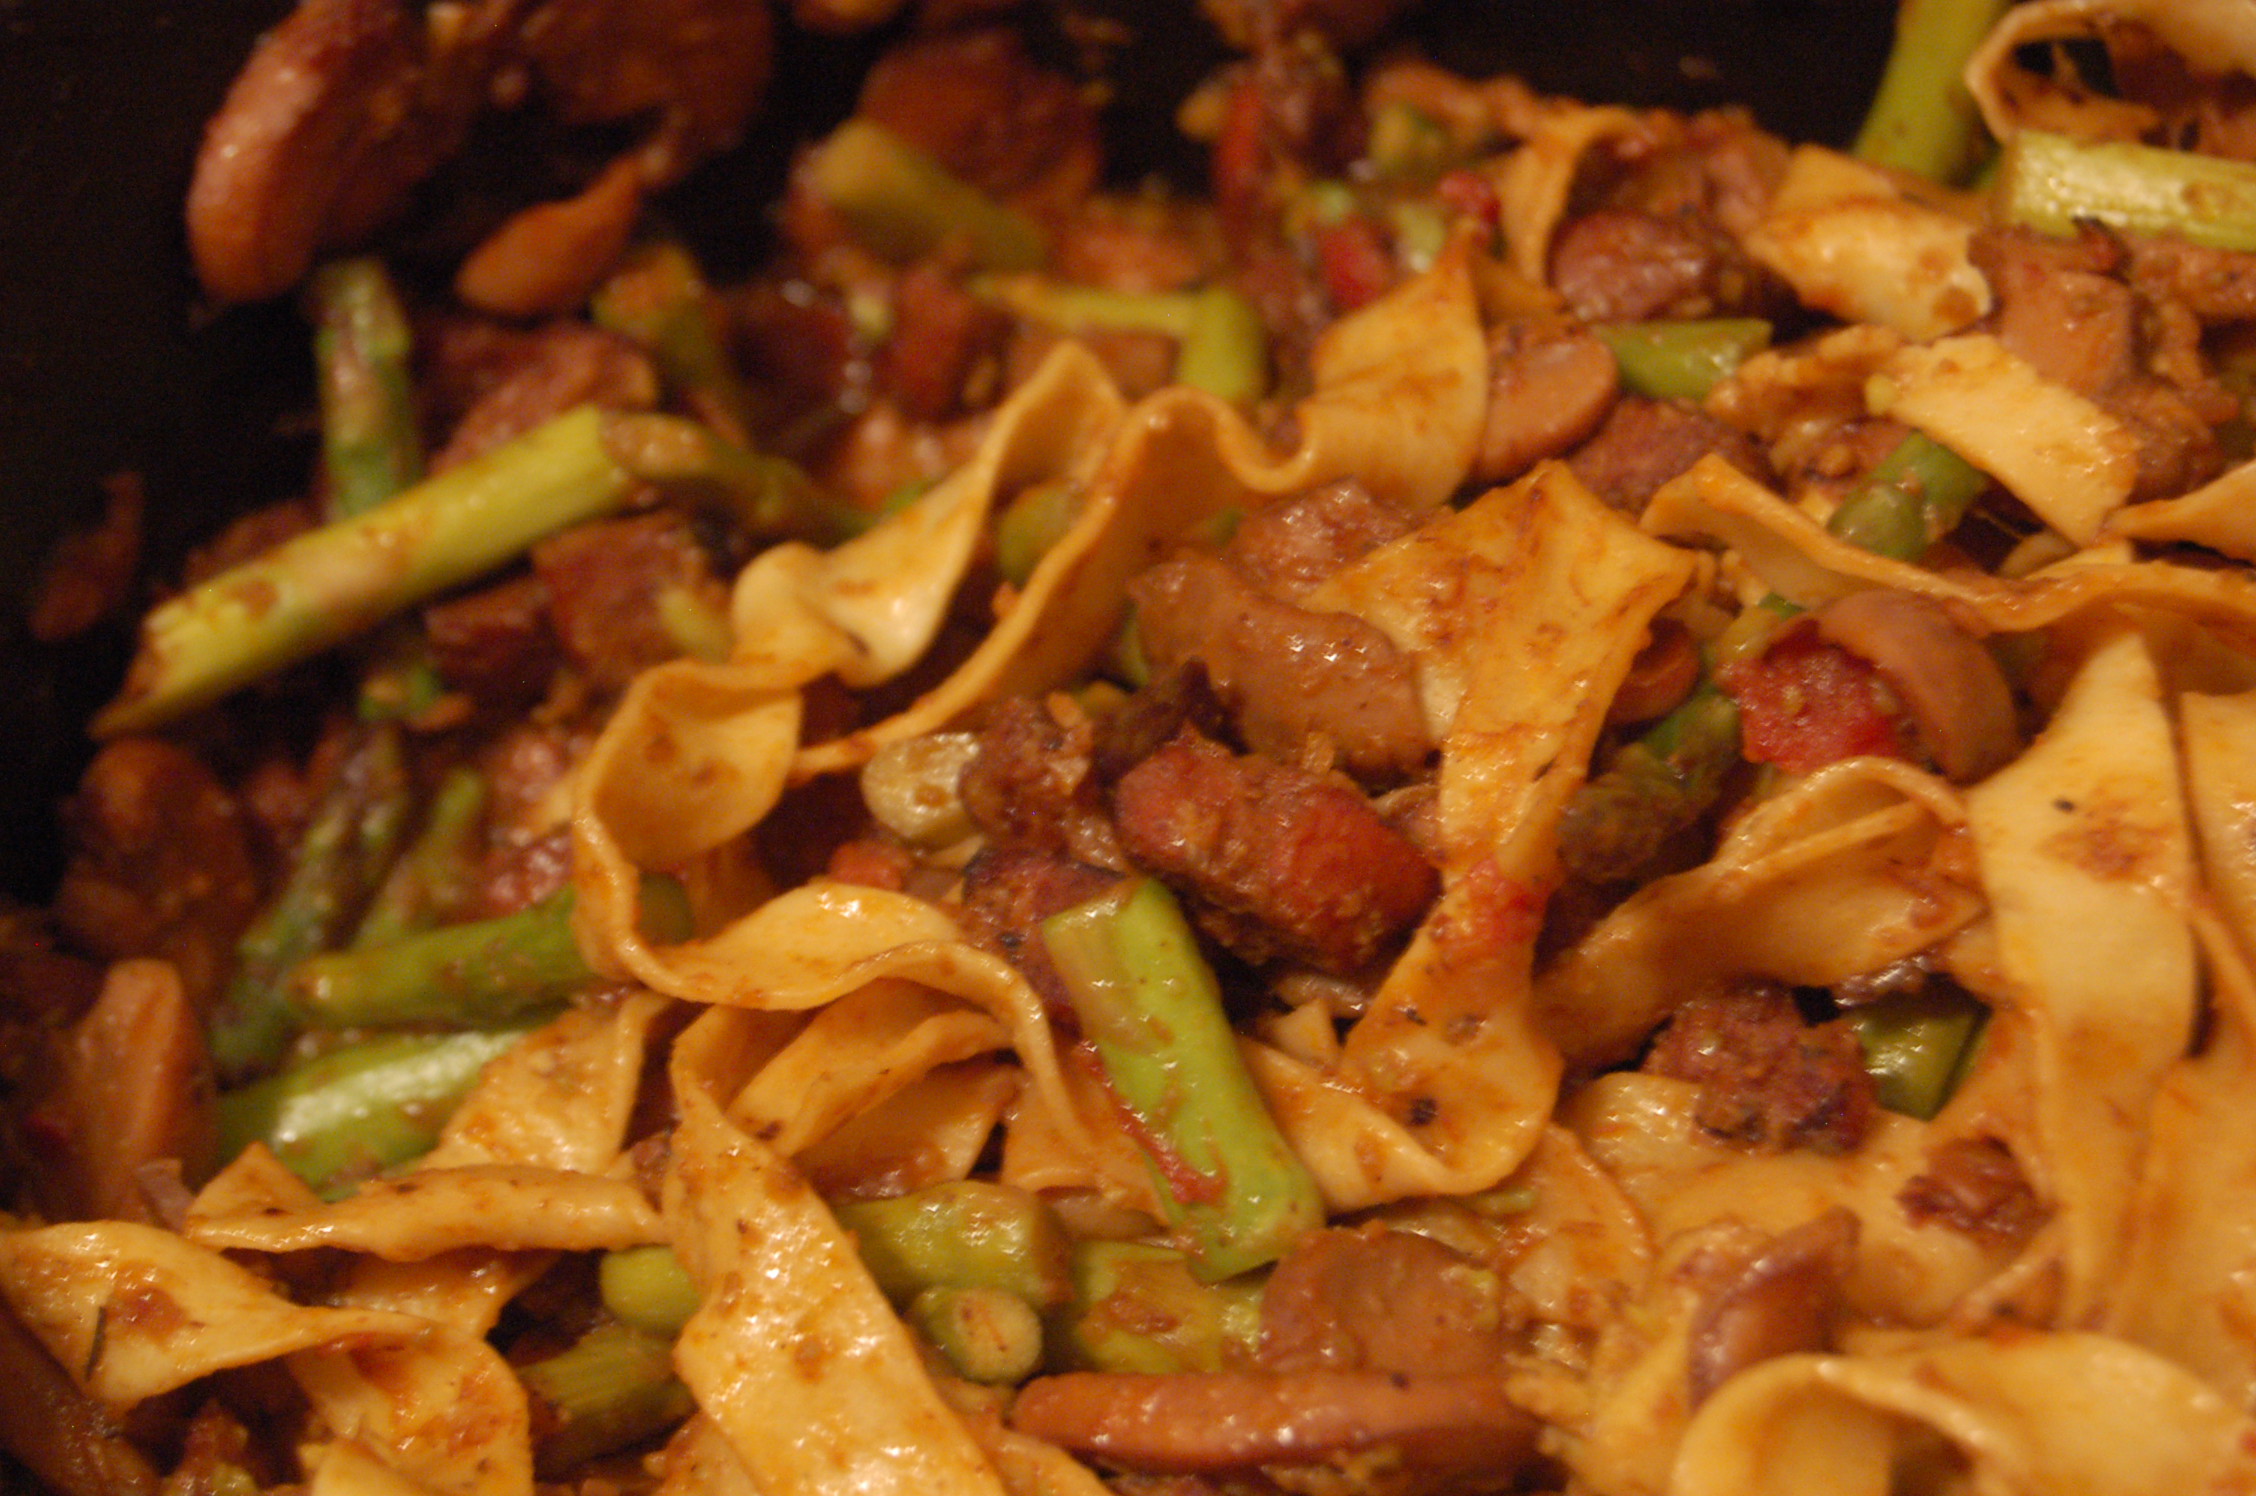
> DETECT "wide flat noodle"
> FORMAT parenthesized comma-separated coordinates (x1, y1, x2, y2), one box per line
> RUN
(1962, 627, 2195, 1321)
(1492, 101, 1651, 283)
(1671, 1332, 2256, 1495)
(184, 1166, 660, 1259)
(1259, 463, 1694, 1206)
(1965, 0, 2256, 145)
(664, 1008, 1011, 1496)
(2107, 456, 2256, 561)
(1538, 761, 1983, 1068)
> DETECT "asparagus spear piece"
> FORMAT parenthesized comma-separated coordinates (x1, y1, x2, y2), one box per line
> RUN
(208, 724, 414, 1081)
(309, 257, 424, 520)
(93, 406, 639, 735)
(217, 1023, 541, 1193)
(350, 765, 487, 949)
(1996, 129, 2256, 253)
(804, 119, 1047, 273)
(600, 1245, 703, 1338)
(287, 877, 693, 1030)
(1594, 319, 1772, 402)
(592, 242, 762, 442)
(1852, 0, 2012, 185)
(1822, 430, 1989, 562)
(1040, 879, 1325, 1281)
(973, 277, 1271, 402)
(833, 1180, 1074, 1309)
(1055, 1240, 1265, 1374)
(908, 1285, 1046, 1385)
(1847, 987, 1988, 1120)
(518, 1322, 695, 1478)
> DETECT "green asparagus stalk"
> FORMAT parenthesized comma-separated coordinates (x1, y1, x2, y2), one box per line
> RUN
(908, 1285, 1046, 1385)
(1054, 1240, 1265, 1374)
(518, 1322, 695, 1477)
(1846, 987, 1988, 1120)
(1996, 129, 2256, 253)
(599, 409, 864, 547)
(1559, 430, 1990, 883)
(351, 766, 488, 949)
(217, 1023, 542, 1193)
(600, 1245, 703, 1338)
(592, 242, 762, 442)
(93, 406, 638, 735)
(973, 277, 1270, 401)
(208, 724, 414, 1081)
(833, 1181, 1073, 1309)
(1852, 0, 2011, 184)
(1040, 879, 1324, 1281)
(804, 119, 1047, 273)
(309, 257, 424, 520)
(1594, 319, 1772, 402)
(994, 479, 1082, 586)
(286, 877, 693, 1030)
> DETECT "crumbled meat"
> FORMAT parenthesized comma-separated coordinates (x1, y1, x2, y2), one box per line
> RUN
(531, 511, 727, 690)
(421, 574, 560, 708)
(1972, 226, 2136, 397)
(960, 696, 1130, 869)
(1472, 320, 1620, 485)
(1899, 1136, 2047, 1248)
(2099, 377, 2226, 502)
(1567, 395, 1770, 515)
(958, 845, 1123, 1009)
(1642, 985, 1877, 1154)
(428, 320, 659, 470)
(1090, 665, 1236, 787)
(54, 740, 261, 1013)
(1131, 552, 1432, 785)
(1259, 1225, 1513, 1375)
(1221, 480, 1419, 601)
(874, 262, 1010, 422)
(825, 838, 915, 892)
(1111, 732, 1438, 975)
(2125, 235, 2256, 323)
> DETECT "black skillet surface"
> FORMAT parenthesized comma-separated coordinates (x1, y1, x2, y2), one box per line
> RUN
(0, 0, 1895, 900)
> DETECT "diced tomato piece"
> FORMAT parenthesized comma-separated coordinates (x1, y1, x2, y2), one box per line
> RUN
(1315, 216, 1397, 312)
(1720, 626, 1912, 775)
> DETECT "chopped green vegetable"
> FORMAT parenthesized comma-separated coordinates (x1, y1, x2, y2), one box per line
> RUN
(351, 766, 487, 949)
(593, 242, 763, 441)
(209, 724, 413, 1081)
(1847, 987, 1988, 1120)
(519, 1322, 695, 1477)
(973, 277, 1270, 401)
(1054, 1240, 1265, 1374)
(1996, 129, 2256, 253)
(1556, 683, 1743, 885)
(599, 1245, 703, 1338)
(1852, 0, 2011, 184)
(308, 257, 424, 520)
(1595, 319, 1773, 402)
(1824, 430, 1990, 563)
(995, 479, 1082, 585)
(804, 119, 1047, 272)
(287, 877, 692, 1030)
(834, 1180, 1073, 1309)
(1040, 879, 1324, 1280)
(908, 1285, 1046, 1385)
(217, 1024, 541, 1193)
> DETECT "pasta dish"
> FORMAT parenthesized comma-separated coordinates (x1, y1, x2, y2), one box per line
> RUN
(13, 0, 2256, 1490)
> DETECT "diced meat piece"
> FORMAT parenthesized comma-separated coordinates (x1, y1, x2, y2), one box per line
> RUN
(422, 573, 560, 708)
(1899, 1136, 2047, 1248)
(531, 511, 726, 690)
(854, 29, 1101, 224)
(1054, 199, 1208, 294)
(513, 0, 773, 170)
(1221, 481, 1419, 601)
(825, 838, 915, 892)
(1550, 207, 1761, 323)
(1642, 984, 1877, 1154)
(29, 473, 142, 644)
(430, 321, 658, 470)
(1009, 1369, 1539, 1481)
(2125, 235, 2256, 322)
(958, 845, 1123, 1010)
(1131, 553, 1432, 785)
(1472, 319, 1621, 485)
(0, 905, 104, 1027)
(1684, 1209, 1858, 1405)
(1260, 1225, 1513, 1376)
(469, 723, 583, 916)
(1972, 226, 2136, 397)
(1090, 665, 1235, 786)
(54, 740, 261, 1013)
(47, 960, 217, 1223)
(960, 696, 1131, 869)
(1111, 734, 1438, 975)
(874, 262, 1010, 422)
(733, 282, 858, 411)
(2100, 376, 2226, 502)
(1566, 395, 1769, 515)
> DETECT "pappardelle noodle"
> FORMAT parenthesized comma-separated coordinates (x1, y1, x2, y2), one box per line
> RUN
(16, 0, 2256, 1492)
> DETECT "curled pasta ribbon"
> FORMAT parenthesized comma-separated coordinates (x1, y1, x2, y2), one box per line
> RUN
(1964, 0, 2256, 147)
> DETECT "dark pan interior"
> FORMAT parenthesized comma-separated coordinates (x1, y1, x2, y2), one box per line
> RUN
(0, 0, 1894, 899)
